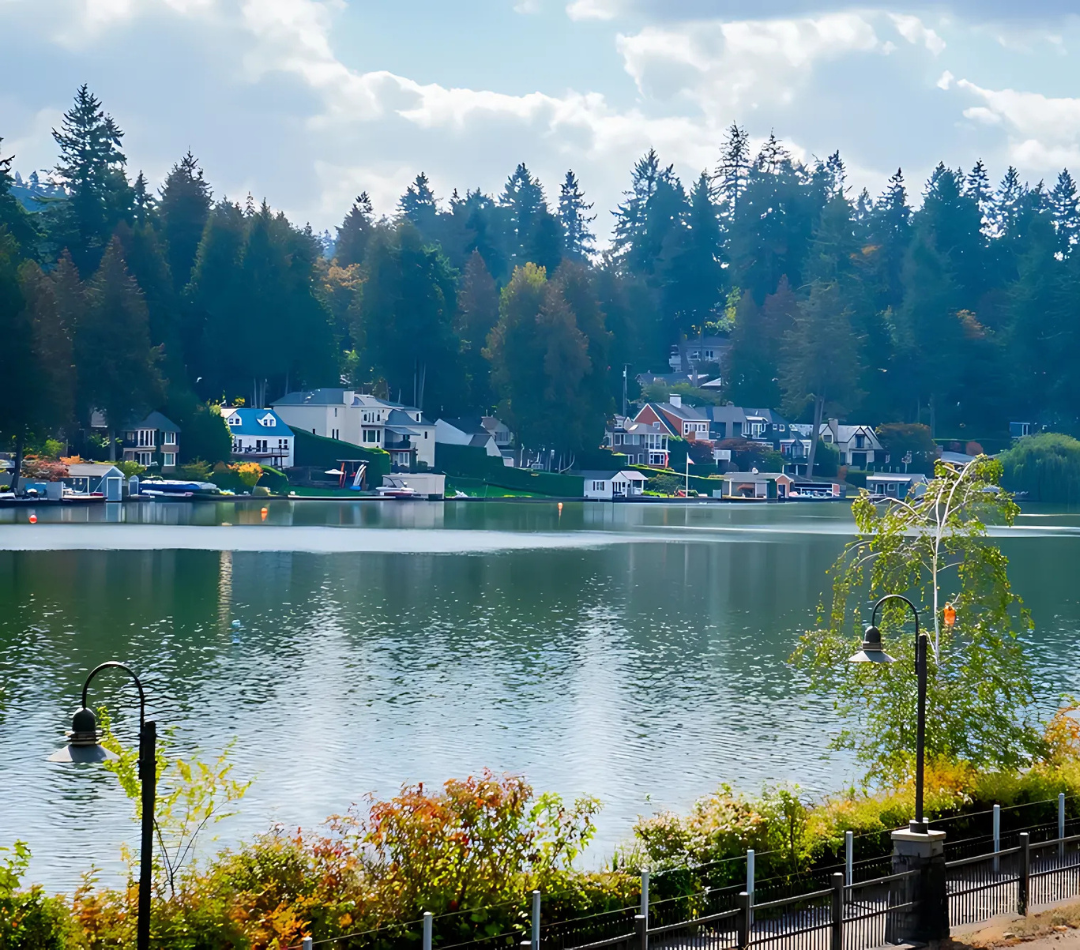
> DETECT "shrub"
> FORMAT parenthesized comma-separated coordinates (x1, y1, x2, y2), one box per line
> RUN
(0, 841, 73, 949)
(1000, 432, 1080, 503)
(115, 460, 146, 478)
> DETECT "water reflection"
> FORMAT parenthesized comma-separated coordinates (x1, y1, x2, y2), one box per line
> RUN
(0, 502, 1078, 892)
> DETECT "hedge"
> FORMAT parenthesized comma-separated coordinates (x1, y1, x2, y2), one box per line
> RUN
(290, 428, 390, 484)
(628, 465, 725, 496)
(436, 443, 584, 497)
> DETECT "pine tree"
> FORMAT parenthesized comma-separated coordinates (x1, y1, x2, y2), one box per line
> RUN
(132, 171, 154, 223)
(0, 138, 38, 252)
(780, 280, 863, 475)
(991, 166, 1026, 239)
(76, 237, 161, 454)
(965, 159, 994, 232)
(159, 152, 212, 293)
(0, 228, 32, 484)
(457, 250, 500, 410)
(1050, 169, 1080, 256)
(715, 122, 751, 220)
(501, 163, 547, 266)
(665, 172, 722, 338)
(50, 85, 132, 272)
(399, 173, 438, 239)
(21, 259, 76, 435)
(336, 191, 375, 267)
(558, 170, 596, 260)
(115, 220, 179, 366)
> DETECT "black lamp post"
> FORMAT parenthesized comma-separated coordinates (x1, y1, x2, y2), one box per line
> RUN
(48, 662, 156, 950)
(849, 594, 929, 834)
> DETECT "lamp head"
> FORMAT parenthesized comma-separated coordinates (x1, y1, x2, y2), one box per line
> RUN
(47, 707, 117, 764)
(848, 625, 897, 664)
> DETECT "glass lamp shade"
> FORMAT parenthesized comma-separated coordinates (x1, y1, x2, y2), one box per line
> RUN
(47, 707, 117, 764)
(848, 625, 897, 664)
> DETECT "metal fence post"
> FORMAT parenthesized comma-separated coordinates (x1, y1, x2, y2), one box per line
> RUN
(1019, 832, 1031, 916)
(993, 804, 1001, 875)
(746, 849, 755, 933)
(831, 872, 844, 950)
(845, 830, 854, 890)
(532, 890, 541, 950)
(1060, 793, 1067, 863)
(737, 892, 750, 950)
(635, 913, 647, 950)
(640, 871, 649, 922)
(302, 939, 312, 950)
(423, 912, 433, 950)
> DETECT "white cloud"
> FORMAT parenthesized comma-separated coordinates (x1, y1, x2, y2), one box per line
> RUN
(566, 0, 622, 21)
(514, 0, 541, 14)
(888, 13, 946, 55)
(937, 70, 955, 90)
(950, 78, 1080, 170)
(616, 13, 881, 113)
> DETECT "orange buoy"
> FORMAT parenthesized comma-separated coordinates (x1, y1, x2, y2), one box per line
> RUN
(28, 514, 37, 524)
(557, 502, 563, 513)
(260, 507, 268, 520)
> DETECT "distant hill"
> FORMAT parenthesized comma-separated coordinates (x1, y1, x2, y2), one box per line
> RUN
(11, 171, 68, 210)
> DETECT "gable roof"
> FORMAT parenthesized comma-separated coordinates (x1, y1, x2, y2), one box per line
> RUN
(438, 417, 488, 436)
(223, 407, 292, 437)
(581, 469, 648, 482)
(127, 410, 180, 432)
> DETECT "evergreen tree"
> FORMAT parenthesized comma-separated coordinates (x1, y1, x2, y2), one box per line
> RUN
(780, 280, 863, 475)
(727, 279, 798, 409)
(49, 85, 132, 272)
(399, 173, 439, 240)
(359, 222, 463, 414)
(665, 172, 723, 337)
(159, 152, 212, 293)
(0, 229, 33, 485)
(0, 138, 38, 252)
(21, 259, 76, 435)
(1049, 169, 1080, 256)
(964, 159, 994, 232)
(336, 191, 375, 267)
(132, 171, 154, 223)
(115, 220, 180, 368)
(991, 167, 1026, 239)
(715, 122, 751, 220)
(501, 163, 547, 266)
(558, 170, 595, 260)
(76, 237, 162, 455)
(457, 250, 500, 410)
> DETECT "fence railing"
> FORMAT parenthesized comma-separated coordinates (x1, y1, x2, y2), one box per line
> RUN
(290, 801, 1080, 950)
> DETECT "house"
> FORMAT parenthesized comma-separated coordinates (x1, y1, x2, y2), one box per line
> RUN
(819, 420, 882, 470)
(704, 406, 793, 444)
(718, 471, 795, 500)
(604, 417, 670, 467)
(122, 411, 180, 471)
(582, 470, 648, 500)
(634, 395, 711, 442)
(1010, 422, 1035, 440)
(790, 478, 844, 498)
(435, 418, 509, 465)
(668, 336, 732, 373)
(223, 407, 295, 469)
(866, 473, 928, 499)
(272, 389, 435, 470)
(62, 463, 125, 497)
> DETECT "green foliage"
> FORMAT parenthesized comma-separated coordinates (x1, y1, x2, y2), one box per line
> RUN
(115, 459, 145, 478)
(1000, 432, 1080, 503)
(642, 381, 725, 406)
(813, 439, 840, 477)
(647, 473, 682, 495)
(0, 841, 73, 949)
(291, 428, 390, 483)
(436, 443, 584, 497)
(875, 423, 938, 475)
(792, 457, 1042, 779)
(175, 459, 211, 481)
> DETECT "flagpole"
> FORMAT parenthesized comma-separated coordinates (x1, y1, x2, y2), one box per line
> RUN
(685, 451, 689, 496)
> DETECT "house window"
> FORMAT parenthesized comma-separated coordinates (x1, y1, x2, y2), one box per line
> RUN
(164, 431, 176, 445)
(592, 481, 605, 491)
(137, 451, 152, 466)
(613, 433, 623, 446)
(138, 429, 154, 447)
(278, 438, 287, 449)
(229, 416, 240, 426)
(364, 430, 378, 443)
(855, 434, 865, 449)
(163, 453, 175, 467)
(259, 415, 275, 427)
(334, 408, 338, 417)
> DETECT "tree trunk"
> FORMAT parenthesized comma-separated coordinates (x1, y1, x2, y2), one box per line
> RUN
(108, 427, 117, 462)
(10, 431, 24, 494)
(806, 395, 825, 478)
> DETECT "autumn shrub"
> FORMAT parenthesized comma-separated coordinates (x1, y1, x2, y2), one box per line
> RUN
(0, 842, 75, 950)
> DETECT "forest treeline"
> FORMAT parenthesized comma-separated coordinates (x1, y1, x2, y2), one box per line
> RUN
(3, 85, 1080, 467)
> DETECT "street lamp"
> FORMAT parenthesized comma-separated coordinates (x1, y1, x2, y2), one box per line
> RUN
(849, 594, 929, 834)
(48, 662, 156, 950)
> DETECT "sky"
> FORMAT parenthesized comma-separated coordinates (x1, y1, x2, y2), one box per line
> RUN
(2, 0, 1080, 240)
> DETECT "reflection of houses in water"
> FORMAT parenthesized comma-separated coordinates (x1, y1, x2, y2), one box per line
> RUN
(218, 549, 232, 633)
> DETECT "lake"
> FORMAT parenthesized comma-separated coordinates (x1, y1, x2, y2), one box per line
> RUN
(2, 499, 1080, 892)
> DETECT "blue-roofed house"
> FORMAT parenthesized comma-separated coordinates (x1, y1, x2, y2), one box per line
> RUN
(223, 407, 295, 468)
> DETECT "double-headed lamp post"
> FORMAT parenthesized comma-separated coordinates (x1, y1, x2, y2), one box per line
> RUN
(848, 594, 930, 834)
(48, 662, 156, 950)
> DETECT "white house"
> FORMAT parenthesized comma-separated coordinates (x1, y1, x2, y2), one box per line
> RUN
(271, 388, 434, 471)
(719, 471, 795, 500)
(819, 420, 882, 469)
(223, 407, 295, 469)
(582, 469, 648, 500)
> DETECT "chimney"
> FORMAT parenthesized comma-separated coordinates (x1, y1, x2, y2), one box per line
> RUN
(669, 393, 682, 408)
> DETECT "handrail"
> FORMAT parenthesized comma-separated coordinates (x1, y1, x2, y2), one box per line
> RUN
(946, 846, 1022, 869)
(847, 869, 920, 890)
(752, 887, 833, 911)
(647, 907, 740, 935)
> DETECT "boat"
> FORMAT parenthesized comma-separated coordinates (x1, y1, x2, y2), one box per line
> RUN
(137, 479, 223, 500)
(376, 485, 421, 500)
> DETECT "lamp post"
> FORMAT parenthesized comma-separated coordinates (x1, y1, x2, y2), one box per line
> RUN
(48, 662, 156, 950)
(848, 594, 929, 834)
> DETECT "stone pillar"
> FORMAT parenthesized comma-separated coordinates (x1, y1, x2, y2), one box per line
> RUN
(886, 828, 949, 948)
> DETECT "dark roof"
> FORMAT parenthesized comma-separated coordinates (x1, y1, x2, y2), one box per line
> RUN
(273, 388, 349, 406)
(128, 410, 180, 432)
(706, 405, 747, 424)
(439, 417, 488, 436)
(581, 470, 622, 480)
(468, 432, 494, 447)
(651, 401, 708, 422)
